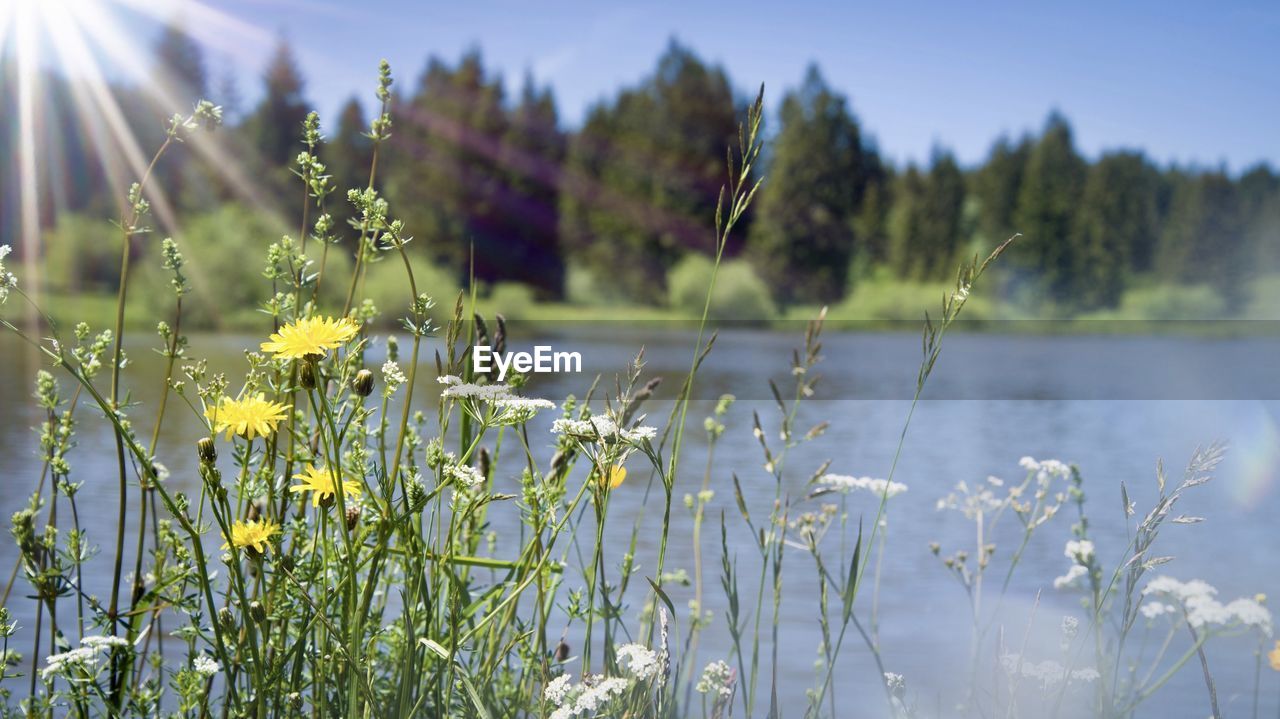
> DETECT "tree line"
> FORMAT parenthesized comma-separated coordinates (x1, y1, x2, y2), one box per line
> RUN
(3, 28, 1279, 315)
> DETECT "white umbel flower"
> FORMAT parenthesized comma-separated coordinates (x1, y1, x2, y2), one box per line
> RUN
(0, 246, 15, 304)
(444, 462, 484, 488)
(615, 643, 659, 680)
(193, 654, 221, 677)
(695, 660, 735, 698)
(819, 474, 907, 498)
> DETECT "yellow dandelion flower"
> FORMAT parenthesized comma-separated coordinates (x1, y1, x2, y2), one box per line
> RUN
(289, 464, 363, 508)
(221, 518, 280, 554)
(260, 316, 360, 359)
(1269, 640, 1280, 672)
(205, 393, 290, 440)
(599, 465, 626, 490)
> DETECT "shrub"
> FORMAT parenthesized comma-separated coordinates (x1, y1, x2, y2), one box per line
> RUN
(361, 250, 458, 324)
(136, 204, 351, 329)
(41, 214, 122, 293)
(1114, 282, 1227, 321)
(667, 254, 776, 322)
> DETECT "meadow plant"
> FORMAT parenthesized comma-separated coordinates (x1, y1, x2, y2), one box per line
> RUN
(0, 59, 1273, 719)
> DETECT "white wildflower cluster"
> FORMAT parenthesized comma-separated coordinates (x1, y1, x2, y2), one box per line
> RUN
(543, 674, 633, 719)
(936, 477, 1008, 519)
(551, 414, 656, 444)
(1054, 565, 1088, 590)
(1000, 653, 1100, 690)
(786, 504, 839, 547)
(1142, 576, 1272, 635)
(940, 458, 1070, 528)
(493, 396, 557, 424)
(442, 382, 511, 401)
(193, 654, 221, 677)
(0, 246, 15, 303)
(438, 376, 555, 425)
(544, 674, 573, 705)
(80, 635, 128, 650)
(1019, 456, 1073, 482)
(1064, 539, 1094, 563)
(819, 474, 908, 499)
(1053, 539, 1096, 590)
(884, 671, 906, 693)
(443, 462, 485, 488)
(41, 635, 129, 680)
(381, 360, 407, 396)
(42, 648, 100, 680)
(695, 660, 735, 699)
(615, 643, 659, 680)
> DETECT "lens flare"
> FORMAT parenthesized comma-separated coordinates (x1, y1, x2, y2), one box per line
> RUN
(0, 0, 281, 322)
(1228, 401, 1280, 509)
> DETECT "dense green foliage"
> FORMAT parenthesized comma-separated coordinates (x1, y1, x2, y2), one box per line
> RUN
(2, 29, 1279, 322)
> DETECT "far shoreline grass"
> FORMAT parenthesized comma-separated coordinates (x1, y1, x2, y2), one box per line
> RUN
(30, 288, 1280, 339)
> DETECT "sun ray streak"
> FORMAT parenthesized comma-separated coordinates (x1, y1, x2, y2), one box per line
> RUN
(41, 0, 183, 237)
(14, 0, 42, 310)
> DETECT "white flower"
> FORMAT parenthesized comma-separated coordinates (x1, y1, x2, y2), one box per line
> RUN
(442, 382, 510, 400)
(1071, 668, 1101, 682)
(193, 654, 220, 677)
(436, 374, 462, 386)
(696, 660, 735, 698)
(1225, 598, 1272, 634)
(1064, 540, 1094, 564)
(544, 674, 573, 705)
(382, 361, 407, 394)
(1060, 616, 1079, 637)
(575, 677, 629, 713)
(1000, 653, 1100, 689)
(1054, 564, 1088, 590)
(487, 396, 557, 424)
(79, 635, 128, 650)
(884, 671, 905, 692)
(552, 415, 656, 444)
(42, 647, 101, 680)
(1141, 601, 1174, 619)
(1143, 576, 1273, 635)
(444, 462, 484, 488)
(0, 245, 15, 303)
(819, 474, 908, 499)
(615, 643, 659, 681)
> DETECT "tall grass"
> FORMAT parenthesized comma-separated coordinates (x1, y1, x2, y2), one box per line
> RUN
(0, 61, 1274, 719)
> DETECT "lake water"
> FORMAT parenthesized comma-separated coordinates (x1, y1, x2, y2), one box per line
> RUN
(2, 326, 1279, 717)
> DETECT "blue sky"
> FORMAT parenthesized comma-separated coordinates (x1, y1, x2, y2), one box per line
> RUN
(164, 1, 1279, 171)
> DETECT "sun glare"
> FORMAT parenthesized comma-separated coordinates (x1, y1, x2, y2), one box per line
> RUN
(0, 0, 274, 312)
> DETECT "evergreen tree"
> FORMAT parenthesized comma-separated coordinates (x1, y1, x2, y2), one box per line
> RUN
(245, 39, 310, 170)
(150, 25, 215, 212)
(886, 149, 963, 280)
(326, 97, 374, 231)
(917, 149, 966, 278)
(1238, 164, 1280, 272)
(747, 64, 869, 304)
(387, 50, 509, 281)
(560, 40, 740, 303)
(886, 165, 926, 278)
(1070, 151, 1160, 308)
(852, 148, 892, 269)
(153, 24, 207, 108)
(1158, 170, 1247, 308)
(973, 134, 1031, 244)
(491, 76, 565, 297)
(1011, 113, 1086, 304)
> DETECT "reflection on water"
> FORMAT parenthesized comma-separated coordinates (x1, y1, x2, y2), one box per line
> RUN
(1, 329, 1278, 716)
